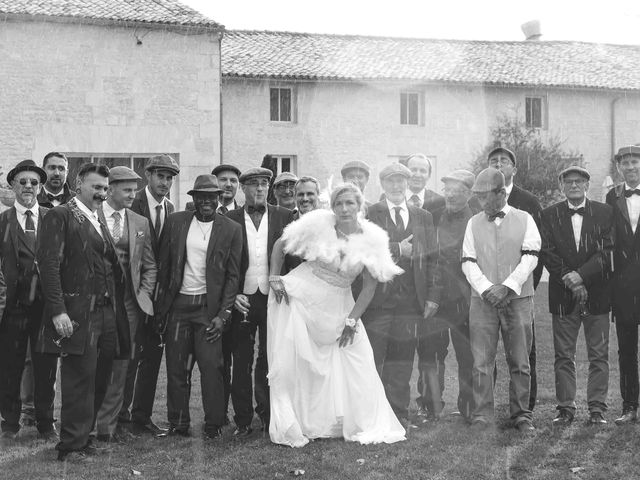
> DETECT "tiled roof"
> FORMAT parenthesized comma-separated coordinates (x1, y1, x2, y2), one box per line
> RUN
(0, 0, 221, 29)
(223, 30, 640, 91)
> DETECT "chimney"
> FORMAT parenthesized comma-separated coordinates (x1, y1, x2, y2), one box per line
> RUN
(521, 20, 542, 41)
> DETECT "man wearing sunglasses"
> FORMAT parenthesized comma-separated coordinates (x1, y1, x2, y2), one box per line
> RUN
(0, 160, 58, 443)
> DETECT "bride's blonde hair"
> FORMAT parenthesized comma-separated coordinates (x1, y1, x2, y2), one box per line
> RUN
(329, 183, 364, 212)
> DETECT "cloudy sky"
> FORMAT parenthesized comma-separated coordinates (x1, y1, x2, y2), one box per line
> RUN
(182, 0, 639, 44)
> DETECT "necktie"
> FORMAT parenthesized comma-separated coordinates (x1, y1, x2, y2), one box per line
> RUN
(46, 193, 64, 204)
(218, 205, 228, 215)
(24, 210, 36, 251)
(409, 194, 421, 209)
(112, 211, 122, 243)
(570, 207, 585, 216)
(488, 211, 506, 222)
(247, 205, 266, 214)
(624, 189, 640, 198)
(394, 206, 405, 232)
(154, 205, 163, 238)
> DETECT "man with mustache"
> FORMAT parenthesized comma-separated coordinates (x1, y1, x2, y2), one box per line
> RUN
(273, 172, 298, 211)
(37, 152, 75, 208)
(38, 163, 128, 461)
(212, 164, 242, 213)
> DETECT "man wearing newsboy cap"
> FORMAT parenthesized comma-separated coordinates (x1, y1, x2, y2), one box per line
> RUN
(154, 174, 242, 439)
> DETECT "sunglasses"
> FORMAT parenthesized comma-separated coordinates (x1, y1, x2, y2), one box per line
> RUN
(19, 179, 39, 187)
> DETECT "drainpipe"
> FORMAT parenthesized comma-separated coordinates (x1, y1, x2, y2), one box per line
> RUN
(611, 96, 621, 160)
(218, 29, 224, 165)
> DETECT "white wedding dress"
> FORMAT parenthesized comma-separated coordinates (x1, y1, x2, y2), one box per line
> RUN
(267, 209, 406, 447)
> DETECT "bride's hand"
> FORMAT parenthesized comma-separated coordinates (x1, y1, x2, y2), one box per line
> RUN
(338, 326, 356, 348)
(269, 275, 289, 305)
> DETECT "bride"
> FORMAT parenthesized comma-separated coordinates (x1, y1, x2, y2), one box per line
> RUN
(267, 183, 406, 447)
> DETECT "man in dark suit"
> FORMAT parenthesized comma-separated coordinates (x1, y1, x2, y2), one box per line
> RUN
(273, 172, 298, 211)
(37, 163, 128, 462)
(404, 153, 445, 214)
(155, 174, 241, 439)
(94, 167, 157, 442)
(120, 154, 178, 436)
(606, 145, 640, 425)
(541, 166, 613, 426)
(363, 163, 439, 428)
(226, 167, 295, 436)
(488, 146, 542, 411)
(0, 160, 58, 442)
(36, 152, 75, 208)
(213, 164, 242, 214)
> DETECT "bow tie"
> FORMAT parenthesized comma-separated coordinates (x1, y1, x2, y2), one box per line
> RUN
(624, 188, 640, 198)
(47, 193, 64, 203)
(487, 211, 506, 222)
(569, 207, 585, 216)
(247, 205, 266, 214)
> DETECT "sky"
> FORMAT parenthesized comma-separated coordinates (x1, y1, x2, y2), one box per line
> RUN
(182, 0, 640, 45)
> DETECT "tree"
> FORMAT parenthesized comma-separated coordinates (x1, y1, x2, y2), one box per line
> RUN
(471, 112, 583, 208)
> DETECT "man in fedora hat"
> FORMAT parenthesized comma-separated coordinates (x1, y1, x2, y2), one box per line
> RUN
(0, 160, 58, 442)
(540, 166, 613, 426)
(93, 167, 157, 442)
(154, 174, 242, 439)
(121, 154, 178, 436)
(461, 168, 540, 432)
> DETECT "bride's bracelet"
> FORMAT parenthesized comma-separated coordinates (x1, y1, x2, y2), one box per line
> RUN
(345, 317, 358, 330)
(269, 275, 282, 284)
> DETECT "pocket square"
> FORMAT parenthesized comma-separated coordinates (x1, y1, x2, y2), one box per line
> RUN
(136, 231, 145, 237)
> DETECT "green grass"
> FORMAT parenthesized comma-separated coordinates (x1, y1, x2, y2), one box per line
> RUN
(1, 284, 638, 479)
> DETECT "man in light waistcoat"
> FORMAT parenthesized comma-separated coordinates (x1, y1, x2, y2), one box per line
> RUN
(461, 168, 540, 432)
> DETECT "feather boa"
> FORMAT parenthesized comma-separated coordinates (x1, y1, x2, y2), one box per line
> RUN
(281, 209, 403, 282)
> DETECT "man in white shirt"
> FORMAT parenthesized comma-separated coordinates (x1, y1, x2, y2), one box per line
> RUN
(461, 168, 540, 432)
(404, 153, 445, 214)
(37, 152, 75, 208)
(212, 164, 242, 214)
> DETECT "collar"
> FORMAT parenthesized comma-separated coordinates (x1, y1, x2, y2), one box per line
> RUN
(42, 185, 65, 197)
(386, 198, 408, 212)
(103, 201, 126, 219)
(496, 204, 511, 216)
(145, 186, 166, 209)
(406, 188, 425, 202)
(505, 183, 514, 198)
(15, 201, 39, 218)
(625, 183, 640, 193)
(567, 199, 586, 210)
(75, 198, 99, 220)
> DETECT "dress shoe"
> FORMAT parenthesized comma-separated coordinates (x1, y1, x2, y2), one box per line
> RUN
(37, 428, 58, 441)
(164, 426, 190, 438)
(589, 412, 607, 425)
(398, 417, 417, 431)
(233, 425, 253, 438)
(470, 418, 490, 430)
(84, 441, 111, 455)
(552, 409, 574, 427)
(133, 420, 168, 436)
(58, 450, 92, 463)
(515, 420, 535, 433)
(204, 427, 223, 440)
(614, 409, 637, 425)
(416, 406, 430, 421)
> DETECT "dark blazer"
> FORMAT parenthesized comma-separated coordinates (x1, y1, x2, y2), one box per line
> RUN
(366, 201, 439, 308)
(36, 203, 128, 356)
(226, 205, 295, 292)
(540, 199, 613, 315)
(36, 184, 75, 209)
(0, 206, 48, 316)
(422, 189, 446, 214)
(154, 211, 242, 327)
(508, 184, 543, 288)
(606, 184, 640, 319)
(130, 189, 175, 255)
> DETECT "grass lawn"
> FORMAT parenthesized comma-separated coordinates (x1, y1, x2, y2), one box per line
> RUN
(1, 283, 638, 479)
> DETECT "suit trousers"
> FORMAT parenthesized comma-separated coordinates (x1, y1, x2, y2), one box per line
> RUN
(552, 311, 609, 413)
(614, 310, 640, 410)
(416, 310, 474, 418)
(57, 304, 117, 453)
(0, 309, 57, 433)
(230, 292, 269, 428)
(165, 294, 225, 432)
(20, 343, 35, 419)
(362, 309, 419, 420)
(469, 296, 533, 424)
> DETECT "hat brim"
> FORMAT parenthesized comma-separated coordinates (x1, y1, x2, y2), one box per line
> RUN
(146, 166, 180, 176)
(240, 174, 272, 183)
(187, 187, 224, 196)
(7, 166, 47, 184)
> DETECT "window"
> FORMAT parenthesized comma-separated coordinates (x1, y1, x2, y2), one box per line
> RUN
(261, 154, 298, 176)
(400, 92, 420, 125)
(525, 97, 543, 129)
(270, 87, 292, 122)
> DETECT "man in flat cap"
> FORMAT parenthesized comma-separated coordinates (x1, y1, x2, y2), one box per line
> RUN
(341, 161, 371, 196)
(415, 170, 476, 422)
(487, 146, 542, 411)
(155, 174, 241, 439)
(212, 164, 242, 214)
(403, 153, 445, 215)
(93, 167, 157, 442)
(0, 160, 57, 442)
(606, 145, 640, 425)
(120, 154, 178, 436)
(226, 167, 295, 436)
(540, 166, 613, 426)
(363, 163, 438, 428)
(461, 168, 540, 432)
(272, 172, 298, 212)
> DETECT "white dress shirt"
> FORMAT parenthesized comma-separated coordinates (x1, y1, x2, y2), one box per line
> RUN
(14, 202, 39, 233)
(504, 182, 514, 200)
(102, 201, 126, 239)
(405, 188, 424, 208)
(180, 217, 212, 295)
(625, 183, 640, 233)
(145, 186, 166, 234)
(75, 199, 103, 237)
(568, 199, 586, 251)
(461, 204, 541, 296)
(386, 199, 409, 227)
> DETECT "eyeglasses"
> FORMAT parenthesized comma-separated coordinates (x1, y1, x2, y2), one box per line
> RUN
(275, 183, 295, 191)
(18, 179, 39, 186)
(562, 179, 588, 186)
(244, 180, 270, 188)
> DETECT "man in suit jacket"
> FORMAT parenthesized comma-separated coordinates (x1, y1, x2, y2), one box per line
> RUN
(404, 153, 445, 214)
(120, 154, 178, 436)
(541, 166, 613, 426)
(94, 167, 157, 442)
(363, 163, 439, 427)
(226, 167, 294, 436)
(36, 152, 75, 208)
(606, 145, 640, 425)
(37, 163, 128, 461)
(0, 160, 58, 442)
(488, 146, 542, 412)
(341, 160, 373, 210)
(155, 175, 242, 439)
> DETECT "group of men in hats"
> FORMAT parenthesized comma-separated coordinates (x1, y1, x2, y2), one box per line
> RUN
(2, 142, 640, 460)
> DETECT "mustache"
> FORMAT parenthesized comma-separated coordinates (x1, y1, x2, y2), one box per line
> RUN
(94, 194, 107, 201)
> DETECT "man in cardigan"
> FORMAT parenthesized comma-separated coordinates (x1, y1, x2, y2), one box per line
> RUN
(540, 166, 613, 426)
(461, 168, 540, 431)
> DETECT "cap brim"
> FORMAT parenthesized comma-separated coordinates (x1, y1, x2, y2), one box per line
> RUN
(187, 188, 224, 195)
(146, 166, 179, 175)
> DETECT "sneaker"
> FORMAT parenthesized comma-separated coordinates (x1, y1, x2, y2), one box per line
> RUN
(588, 412, 607, 425)
(552, 409, 574, 427)
(614, 408, 637, 425)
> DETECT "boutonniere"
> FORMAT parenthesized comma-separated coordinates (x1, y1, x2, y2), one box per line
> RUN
(136, 231, 145, 237)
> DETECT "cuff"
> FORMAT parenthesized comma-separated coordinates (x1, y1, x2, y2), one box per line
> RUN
(218, 309, 232, 322)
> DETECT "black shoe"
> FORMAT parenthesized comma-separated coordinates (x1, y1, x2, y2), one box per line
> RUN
(83, 441, 111, 455)
(164, 426, 190, 438)
(57, 450, 92, 463)
(233, 425, 253, 438)
(133, 420, 168, 436)
(1, 430, 18, 441)
(204, 427, 223, 440)
(552, 409, 574, 427)
(615, 408, 637, 425)
(589, 412, 607, 425)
